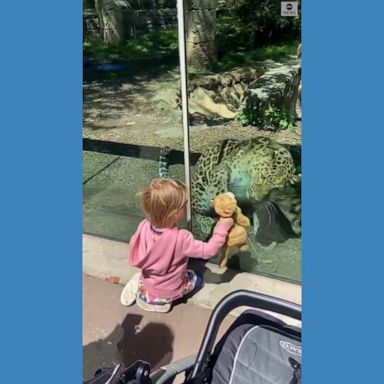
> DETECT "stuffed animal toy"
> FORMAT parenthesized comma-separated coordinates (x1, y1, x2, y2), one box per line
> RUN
(211, 192, 251, 268)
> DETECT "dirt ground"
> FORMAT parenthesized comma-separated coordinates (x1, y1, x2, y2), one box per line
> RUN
(83, 68, 302, 152)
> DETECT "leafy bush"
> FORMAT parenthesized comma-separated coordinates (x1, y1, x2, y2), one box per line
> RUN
(236, 107, 262, 126)
(264, 106, 293, 130)
(218, 0, 301, 51)
(236, 106, 293, 131)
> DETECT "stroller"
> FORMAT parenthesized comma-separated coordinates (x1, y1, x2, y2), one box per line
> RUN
(85, 290, 302, 384)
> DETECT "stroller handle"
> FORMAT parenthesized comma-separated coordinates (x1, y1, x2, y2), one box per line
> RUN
(189, 289, 301, 380)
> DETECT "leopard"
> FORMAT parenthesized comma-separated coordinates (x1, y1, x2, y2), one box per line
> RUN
(159, 137, 301, 244)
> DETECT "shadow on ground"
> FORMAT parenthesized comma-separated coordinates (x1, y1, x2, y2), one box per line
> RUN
(187, 259, 238, 286)
(83, 314, 174, 380)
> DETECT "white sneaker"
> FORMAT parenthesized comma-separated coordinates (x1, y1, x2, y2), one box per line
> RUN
(120, 273, 140, 306)
(136, 296, 172, 313)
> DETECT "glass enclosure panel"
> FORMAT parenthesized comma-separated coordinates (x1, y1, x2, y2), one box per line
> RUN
(186, 0, 302, 282)
(83, 0, 301, 283)
(83, 0, 185, 241)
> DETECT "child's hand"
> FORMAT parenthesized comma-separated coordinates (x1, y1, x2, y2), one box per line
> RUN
(219, 217, 234, 228)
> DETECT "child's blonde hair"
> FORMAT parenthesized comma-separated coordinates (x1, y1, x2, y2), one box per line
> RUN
(139, 178, 188, 228)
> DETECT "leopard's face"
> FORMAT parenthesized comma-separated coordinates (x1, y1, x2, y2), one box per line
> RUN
(247, 145, 299, 201)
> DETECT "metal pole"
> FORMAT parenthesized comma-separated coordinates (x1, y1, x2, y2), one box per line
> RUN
(176, 0, 192, 224)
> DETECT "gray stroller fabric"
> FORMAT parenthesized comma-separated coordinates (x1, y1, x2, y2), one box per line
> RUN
(212, 324, 301, 384)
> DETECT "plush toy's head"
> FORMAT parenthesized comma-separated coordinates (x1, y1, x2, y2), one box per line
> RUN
(211, 192, 237, 218)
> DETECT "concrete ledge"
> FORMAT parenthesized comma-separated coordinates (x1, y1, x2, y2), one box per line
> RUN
(83, 234, 301, 325)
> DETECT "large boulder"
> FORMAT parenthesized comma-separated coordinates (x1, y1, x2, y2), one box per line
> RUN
(240, 59, 301, 130)
(177, 66, 265, 119)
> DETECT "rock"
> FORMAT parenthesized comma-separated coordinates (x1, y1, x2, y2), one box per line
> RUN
(105, 276, 120, 284)
(240, 59, 301, 130)
(176, 59, 301, 128)
(177, 66, 265, 119)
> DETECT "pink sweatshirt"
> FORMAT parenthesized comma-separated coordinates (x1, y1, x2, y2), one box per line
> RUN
(129, 219, 231, 299)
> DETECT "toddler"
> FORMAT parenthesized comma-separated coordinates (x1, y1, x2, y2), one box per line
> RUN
(120, 178, 233, 313)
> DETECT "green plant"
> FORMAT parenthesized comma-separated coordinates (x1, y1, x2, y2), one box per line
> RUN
(264, 107, 293, 131)
(224, 0, 301, 47)
(236, 106, 293, 130)
(236, 107, 262, 126)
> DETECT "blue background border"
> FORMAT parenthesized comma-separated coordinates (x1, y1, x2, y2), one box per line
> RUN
(302, 1, 383, 382)
(0, 1, 383, 383)
(0, 2, 82, 382)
